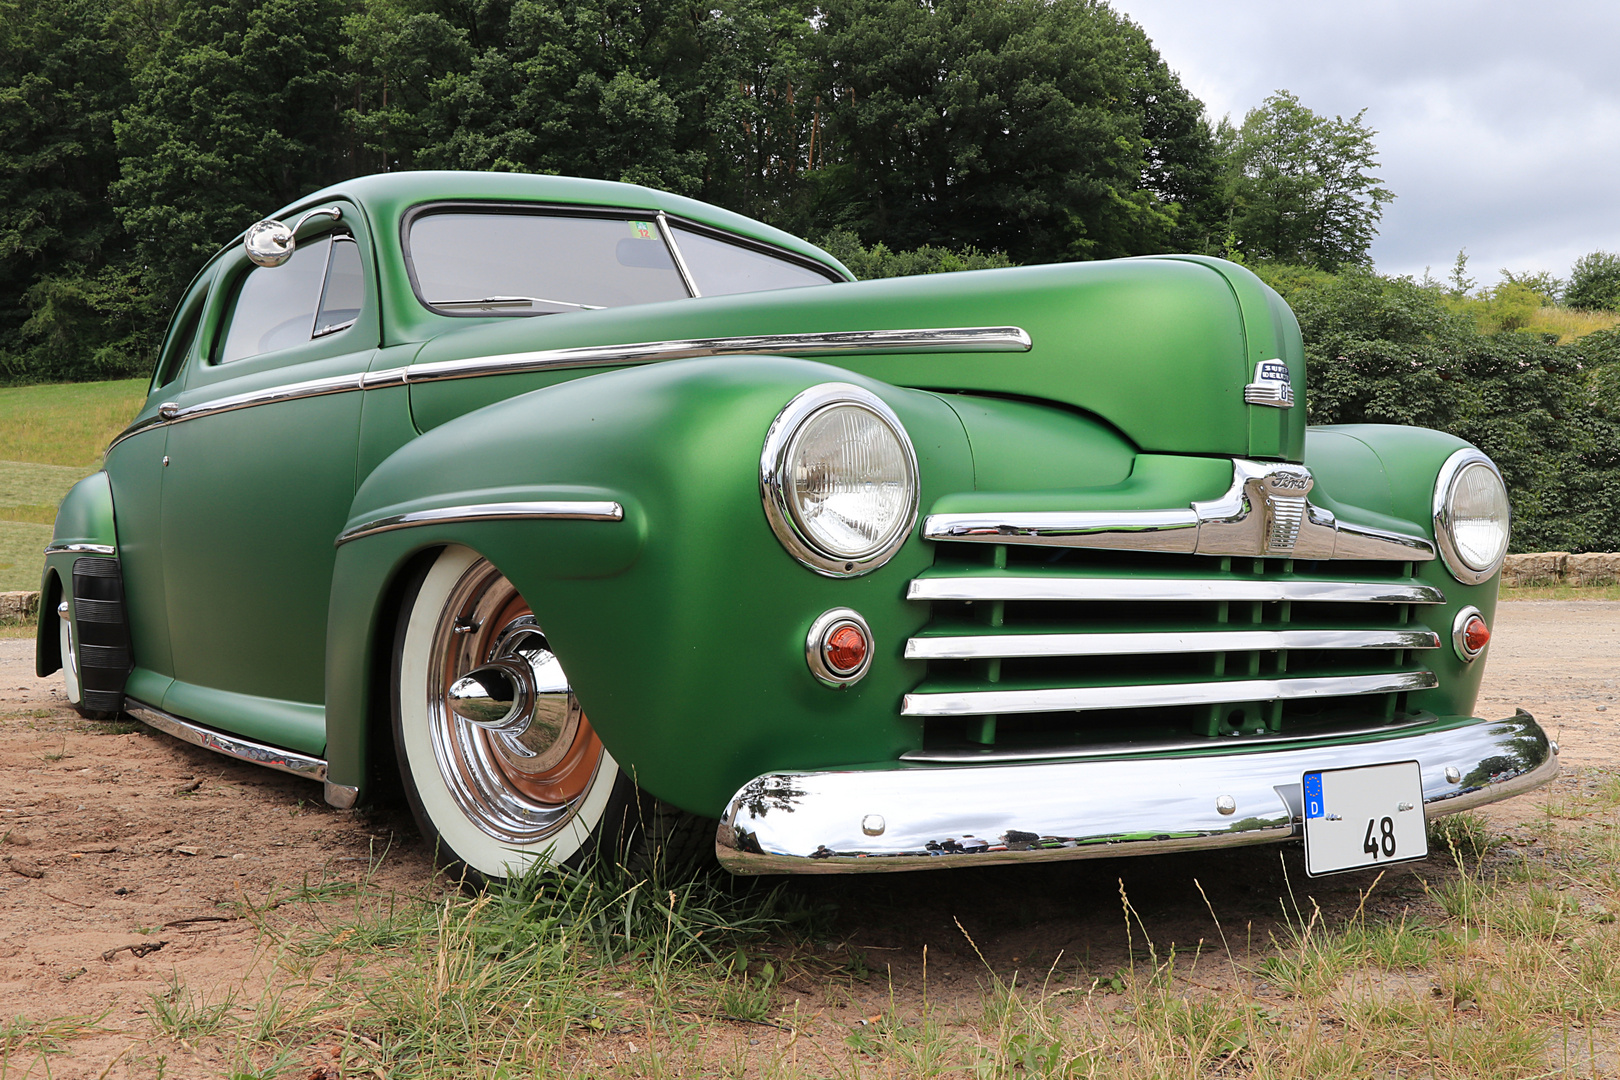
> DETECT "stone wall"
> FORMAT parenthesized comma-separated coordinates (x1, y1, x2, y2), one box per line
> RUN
(1501, 552, 1620, 588)
(0, 591, 39, 622)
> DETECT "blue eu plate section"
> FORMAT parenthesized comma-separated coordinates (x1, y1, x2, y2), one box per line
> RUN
(1303, 772, 1325, 819)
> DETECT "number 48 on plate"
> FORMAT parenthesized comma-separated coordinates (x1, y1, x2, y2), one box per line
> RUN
(1302, 761, 1428, 876)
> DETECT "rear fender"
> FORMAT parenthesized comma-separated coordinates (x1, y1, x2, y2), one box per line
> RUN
(37, 472, 118, 677)
(323, 354, 974, 811)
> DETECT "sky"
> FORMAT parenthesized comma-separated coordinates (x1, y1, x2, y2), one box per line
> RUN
(1112, 0, 1620, 287)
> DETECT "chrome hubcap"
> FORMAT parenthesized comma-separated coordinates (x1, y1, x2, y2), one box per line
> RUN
(426, 559, 601, 844)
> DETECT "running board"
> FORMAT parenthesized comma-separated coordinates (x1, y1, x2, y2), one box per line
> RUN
(124, 697, 358, 808)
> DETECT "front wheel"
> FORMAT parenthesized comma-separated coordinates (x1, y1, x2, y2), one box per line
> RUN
(391, 546, 709, 884)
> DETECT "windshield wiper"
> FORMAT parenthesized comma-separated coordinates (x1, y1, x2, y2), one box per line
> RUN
(431, 295, 604, 312)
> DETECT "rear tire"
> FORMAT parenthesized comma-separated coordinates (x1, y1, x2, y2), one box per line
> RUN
(58, 601, 119, 722)
(390, 546, 712, 885)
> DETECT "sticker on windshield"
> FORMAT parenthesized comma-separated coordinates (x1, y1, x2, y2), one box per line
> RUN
(628, 221, 655, 240)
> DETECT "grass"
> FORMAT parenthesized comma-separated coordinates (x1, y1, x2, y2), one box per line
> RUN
(0, 378, 146, 592)
(1501, 582, 1620, 601)
(76, 794, 1615, 1080)
(0, 378, 147, 468)
(5, 792, 1604, 1078)
(1527, 305, 1620, 344)
(0, 520, 53, 593)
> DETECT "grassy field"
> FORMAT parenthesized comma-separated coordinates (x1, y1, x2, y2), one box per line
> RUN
(0, 379, 146, 591)
(0, 378, 148, 467)
(1528, 305, 1620, 344)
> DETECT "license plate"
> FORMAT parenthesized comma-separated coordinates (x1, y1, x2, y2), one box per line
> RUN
(1302, 761, 1427, 876)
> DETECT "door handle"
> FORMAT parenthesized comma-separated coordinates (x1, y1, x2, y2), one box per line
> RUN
(158, 401, 180, 420)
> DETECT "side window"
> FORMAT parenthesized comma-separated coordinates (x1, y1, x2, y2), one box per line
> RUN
(315, 238, 363, 337)
(153, 291, 205, 388)
(671, 227, 839, 296)
(216, 234, 362, 363)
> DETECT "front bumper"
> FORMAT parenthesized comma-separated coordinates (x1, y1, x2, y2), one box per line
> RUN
(715, 711, 1556, 874)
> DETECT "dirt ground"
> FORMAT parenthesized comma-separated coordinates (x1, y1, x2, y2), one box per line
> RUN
(2, 600, 1616, 1077)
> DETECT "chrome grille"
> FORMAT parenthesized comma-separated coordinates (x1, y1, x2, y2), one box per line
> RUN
(902, 545, 1443, 762)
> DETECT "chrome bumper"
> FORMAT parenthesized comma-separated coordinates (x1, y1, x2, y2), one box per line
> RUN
(715, 711, 1556, 874)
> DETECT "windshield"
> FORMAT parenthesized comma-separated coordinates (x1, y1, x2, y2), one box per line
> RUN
(408, 212, 691, 314)
(407, 208, 842, 316)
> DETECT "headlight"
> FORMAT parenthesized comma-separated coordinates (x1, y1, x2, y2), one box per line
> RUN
(761, 383, 919, 577)
(1433, 448, 1510, 584)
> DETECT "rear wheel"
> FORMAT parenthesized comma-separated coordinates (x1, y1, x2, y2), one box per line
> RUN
(391, 546, 710, 884)
(57, 598, 118, 721)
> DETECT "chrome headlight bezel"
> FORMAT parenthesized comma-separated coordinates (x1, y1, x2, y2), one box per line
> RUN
(760, 383, 919, 578)
(1432, 448, 1510, 585)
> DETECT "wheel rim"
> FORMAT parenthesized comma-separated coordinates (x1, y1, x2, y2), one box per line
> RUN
(425, 558, 605, 845)
(59, 610, 82, 704)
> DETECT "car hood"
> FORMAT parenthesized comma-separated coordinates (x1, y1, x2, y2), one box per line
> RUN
(405, 255, 1306, 462)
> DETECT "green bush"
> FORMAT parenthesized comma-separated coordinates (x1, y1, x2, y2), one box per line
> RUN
(1567, 251, 1620, 312)
(815, 230, 1015, 280)
(1259, 266, 1620, 553)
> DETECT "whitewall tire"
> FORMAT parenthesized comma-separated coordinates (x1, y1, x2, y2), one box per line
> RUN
(391, 545, 632, 883)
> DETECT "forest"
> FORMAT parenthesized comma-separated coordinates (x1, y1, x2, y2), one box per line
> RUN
(3, 0, 1618, 550)
(3, 0, 1399, 381)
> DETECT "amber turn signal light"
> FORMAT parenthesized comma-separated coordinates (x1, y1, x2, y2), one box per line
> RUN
(1453, 606, 1490, 662)
(806, 608, 874, 686)
(825, 625, 869, 673)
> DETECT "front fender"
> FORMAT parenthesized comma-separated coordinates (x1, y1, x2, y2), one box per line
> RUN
(1306, 423, 1496, 720)
(325, 355, 974, 813)
(37, 472, 118, 677)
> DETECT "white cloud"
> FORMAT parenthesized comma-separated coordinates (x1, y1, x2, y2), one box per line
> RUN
(1114, 0, 1620, 283)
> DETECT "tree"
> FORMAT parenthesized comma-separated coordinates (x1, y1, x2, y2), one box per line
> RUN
(802, 0, 1220, 263)
(0, 0, 146, 379)
(112, 0, 351, 311)
(407, 0, 791, 197)
(1566, 250, 1620, 312)
(1221, 90, 1393, 271)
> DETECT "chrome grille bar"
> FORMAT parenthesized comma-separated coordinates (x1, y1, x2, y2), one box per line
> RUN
(904, 627, 1441, 660)
(901, 670, 1439, 718)
(906, 575, 1445, 605)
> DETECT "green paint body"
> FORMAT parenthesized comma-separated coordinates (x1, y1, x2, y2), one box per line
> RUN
(39, 173, 1503, 818)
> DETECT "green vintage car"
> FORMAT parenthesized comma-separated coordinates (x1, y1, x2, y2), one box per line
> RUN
(37, 171, 1554, 880)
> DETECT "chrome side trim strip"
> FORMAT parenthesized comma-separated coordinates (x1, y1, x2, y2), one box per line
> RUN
(161, 371, 367, 424)
(125, 697, 327, 783)
(402, 326, 1033, 384)
(44, 542, 116, 556)
(903, 627, 1441, 660)
(107, 327, 1032, 454)
(335, 500, 624, 546)
(925, 458, 1437, 562)
(906, 575, 1446, 605)
(715, 711, 1555, 874)
(900, 669, 1439, 717)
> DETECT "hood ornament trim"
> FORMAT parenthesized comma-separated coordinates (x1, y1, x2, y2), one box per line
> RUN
(924, 459, 1435, 562)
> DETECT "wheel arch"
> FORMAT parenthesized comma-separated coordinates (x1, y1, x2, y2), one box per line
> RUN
(37, 471, 119, 679)
(323, 354, 974, 814)
(35, 566, 63, 677)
